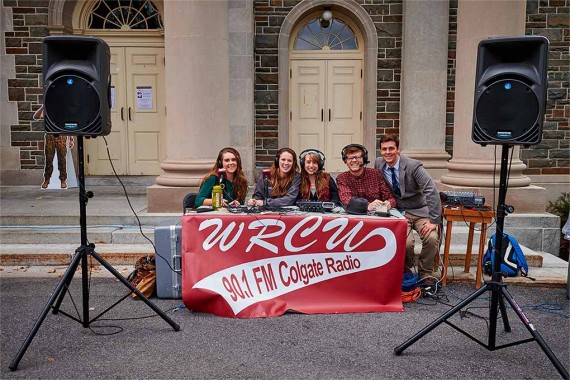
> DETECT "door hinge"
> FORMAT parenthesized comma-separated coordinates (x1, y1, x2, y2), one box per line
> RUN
(87, 154, 90, 163)
(290, 111, 292, 120)
(360, 111, 362, 120)
(290, 69, 292, 79)
(361, 69, 363, 78)
(165, 106, 167, 116)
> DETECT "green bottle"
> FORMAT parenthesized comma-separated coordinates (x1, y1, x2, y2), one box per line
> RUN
(212, 184, 223, 210)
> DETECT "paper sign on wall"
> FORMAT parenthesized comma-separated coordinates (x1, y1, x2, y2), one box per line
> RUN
(111, 86, 115, 110)
(136, 86, 153, 110)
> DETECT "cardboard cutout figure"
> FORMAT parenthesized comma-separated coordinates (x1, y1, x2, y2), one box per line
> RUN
(34, 106, 77, 189)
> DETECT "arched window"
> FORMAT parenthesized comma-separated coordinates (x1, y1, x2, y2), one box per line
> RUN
(88, 0, 163, 30)
(293, 17, 358, 50)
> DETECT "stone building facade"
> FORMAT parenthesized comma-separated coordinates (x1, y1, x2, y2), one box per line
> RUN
(1, 0, 568, 209)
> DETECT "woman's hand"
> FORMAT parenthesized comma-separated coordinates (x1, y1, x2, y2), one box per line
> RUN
(247, 199, 263, 207)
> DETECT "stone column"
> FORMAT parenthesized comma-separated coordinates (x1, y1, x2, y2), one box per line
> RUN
(148, 0, 230, 212)
(439, 0, 545, 212)
(399, 0, 450, 178)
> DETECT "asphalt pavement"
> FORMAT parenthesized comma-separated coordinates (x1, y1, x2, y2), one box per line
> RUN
(1, 277, 568, 379)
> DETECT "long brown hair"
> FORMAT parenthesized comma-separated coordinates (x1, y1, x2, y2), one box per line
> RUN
(299, 152, 330, 199)
(271, 148, 299, 197)
(200, 147, 249, 203)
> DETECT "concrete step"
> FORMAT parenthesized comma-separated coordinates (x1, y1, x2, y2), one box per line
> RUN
(0, 244, 154, 266)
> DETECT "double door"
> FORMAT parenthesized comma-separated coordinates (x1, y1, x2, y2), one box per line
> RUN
(85, 46, 165, 175)
(290, 59, 362, 172)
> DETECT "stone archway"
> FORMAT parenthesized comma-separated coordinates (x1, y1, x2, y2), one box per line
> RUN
(278, 0, 378, 163)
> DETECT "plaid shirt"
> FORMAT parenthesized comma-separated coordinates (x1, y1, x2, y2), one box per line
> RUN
(336, 167, 397, 207)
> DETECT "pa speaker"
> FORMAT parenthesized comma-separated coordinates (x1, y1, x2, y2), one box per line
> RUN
(472, 36, 549, 147)
(43, 36, 111, 136)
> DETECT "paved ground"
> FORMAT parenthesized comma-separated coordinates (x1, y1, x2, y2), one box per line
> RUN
(1, 277, 568, 379)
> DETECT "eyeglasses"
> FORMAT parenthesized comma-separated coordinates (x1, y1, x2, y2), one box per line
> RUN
(346, 155, 363, 161)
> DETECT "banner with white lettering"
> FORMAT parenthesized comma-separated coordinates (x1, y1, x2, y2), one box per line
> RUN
(182, 214, 406, 318)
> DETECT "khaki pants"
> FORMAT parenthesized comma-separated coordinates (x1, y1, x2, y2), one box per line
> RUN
(405, 213, 440, 279)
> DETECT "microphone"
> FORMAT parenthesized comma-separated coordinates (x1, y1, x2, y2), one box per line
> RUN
(262, 169, 271, 205)
(217, 168, 226, 184)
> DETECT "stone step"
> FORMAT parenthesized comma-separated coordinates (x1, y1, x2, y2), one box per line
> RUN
(0, 244, 154, 266)
(0, 224, 529, 246)
(0, 241, 552, 268)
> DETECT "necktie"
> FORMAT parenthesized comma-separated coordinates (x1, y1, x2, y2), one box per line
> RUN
(389, 167, 401, 197)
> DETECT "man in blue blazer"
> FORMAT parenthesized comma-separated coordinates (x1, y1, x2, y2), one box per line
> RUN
(374, 134, 442, 283)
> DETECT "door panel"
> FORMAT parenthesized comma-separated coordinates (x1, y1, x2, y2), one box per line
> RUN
(85, 47, 127, 175)
(126, 47, 164, 174)
(290, 60, 326, 158)
(84, 46, 164, 175)
(327, 60, 362, 171)
(290, 59, 362, 173)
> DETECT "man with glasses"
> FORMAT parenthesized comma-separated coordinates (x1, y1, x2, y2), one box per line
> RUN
(375, 134, 442, 285)
(336, 143, 396, 210)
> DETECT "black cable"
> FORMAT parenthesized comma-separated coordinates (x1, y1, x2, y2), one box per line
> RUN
(102, 136, 180, 275)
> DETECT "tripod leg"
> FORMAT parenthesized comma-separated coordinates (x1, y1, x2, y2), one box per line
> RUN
(498, 293, 511, 332)
(89, 250, 180, 331)
(395, 284, 489, 355)
(500, 287, 569, 379)
(9, 252, 83, 371)
(52, 248, 83, 313)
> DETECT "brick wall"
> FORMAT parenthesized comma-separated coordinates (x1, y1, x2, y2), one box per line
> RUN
(446, 0, 458, 155)
(4, 0, 49, 170)
(2, 0, 568, 175)
(523, 0, 569, 175)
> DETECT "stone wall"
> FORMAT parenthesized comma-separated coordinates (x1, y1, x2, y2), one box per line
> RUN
(4, 0, 49, 171)
(1, 0, 568, 177)
(523, 0, 569, 176)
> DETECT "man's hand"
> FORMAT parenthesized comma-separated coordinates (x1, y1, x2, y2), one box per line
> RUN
(420, 221, 437, 237)
(368, 199, 391, 211)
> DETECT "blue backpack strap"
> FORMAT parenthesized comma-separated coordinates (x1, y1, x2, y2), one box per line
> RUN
(506, 234, 528, 276)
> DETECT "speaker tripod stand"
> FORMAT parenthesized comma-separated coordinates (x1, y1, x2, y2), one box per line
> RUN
(9, 136, 180, 371)
(394, 144, 568, 379)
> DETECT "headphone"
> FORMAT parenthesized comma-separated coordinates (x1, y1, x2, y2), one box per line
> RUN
(274, 147, 296, 167)
(341, 144, 369, 165)
(217, 147, 240, 168)
(299, 149, 326, 171)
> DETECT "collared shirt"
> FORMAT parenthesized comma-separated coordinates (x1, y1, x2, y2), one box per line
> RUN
(336, 167, 397, 207)
(381, 157, 400, 189)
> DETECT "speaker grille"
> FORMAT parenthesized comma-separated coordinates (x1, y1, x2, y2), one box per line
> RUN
(44, 75, 102, 135)
(474, 79, 540, 144)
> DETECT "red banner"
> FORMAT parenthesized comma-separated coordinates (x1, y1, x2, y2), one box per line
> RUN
(182, 213, 407, 318)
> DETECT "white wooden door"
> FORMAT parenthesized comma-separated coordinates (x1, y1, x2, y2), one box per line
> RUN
(290, 59, 362, 172)
(326, 60, 362, 171)
(85, 47, 165, 175)
(85, 46, 128, 175)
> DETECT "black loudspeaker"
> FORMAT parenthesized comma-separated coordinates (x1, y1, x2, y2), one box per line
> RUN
(43, 36, 111, 136)
(472, 36, 549, 147)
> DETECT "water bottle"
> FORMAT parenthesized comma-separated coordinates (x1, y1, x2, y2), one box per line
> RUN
(212, 185, 223, 210)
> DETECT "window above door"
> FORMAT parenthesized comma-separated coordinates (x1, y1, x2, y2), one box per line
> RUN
(85, 0, 163, 30)
(294, 17, 358, 51)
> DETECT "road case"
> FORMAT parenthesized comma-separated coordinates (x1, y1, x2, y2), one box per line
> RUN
(154, 224, 182, 299)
